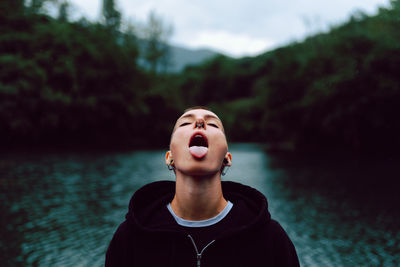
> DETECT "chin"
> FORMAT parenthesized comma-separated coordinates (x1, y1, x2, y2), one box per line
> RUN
(180, 166, 220, 177)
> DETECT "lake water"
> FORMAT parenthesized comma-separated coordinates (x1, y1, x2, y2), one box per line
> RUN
(1, 143, 399, 266)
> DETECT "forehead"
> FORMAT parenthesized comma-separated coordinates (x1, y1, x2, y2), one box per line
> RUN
(176, 109, 221, 123)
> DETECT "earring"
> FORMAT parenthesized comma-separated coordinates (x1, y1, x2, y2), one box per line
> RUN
(167, 159, 174, 170)
(221, 165, 229, 176)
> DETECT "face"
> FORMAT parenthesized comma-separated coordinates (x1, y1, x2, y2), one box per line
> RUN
(166, 109, 232, 176)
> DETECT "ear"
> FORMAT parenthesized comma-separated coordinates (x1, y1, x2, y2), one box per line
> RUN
(223, 152, 232, 166)
(165, 151, 173, 166)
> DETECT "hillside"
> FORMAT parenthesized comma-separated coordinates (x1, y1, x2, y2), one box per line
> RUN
(1, 0, 399, 154)
(175, 1, 400, 154)
(168, 45, 220, 72)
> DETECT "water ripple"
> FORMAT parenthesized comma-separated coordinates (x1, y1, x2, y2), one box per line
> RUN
(0, 146, 399, 266)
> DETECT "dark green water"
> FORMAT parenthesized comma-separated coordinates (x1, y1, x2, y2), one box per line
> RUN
(1, 144, 399, 266)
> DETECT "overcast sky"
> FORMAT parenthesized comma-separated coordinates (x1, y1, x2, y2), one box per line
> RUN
(67, 0, 389, 57)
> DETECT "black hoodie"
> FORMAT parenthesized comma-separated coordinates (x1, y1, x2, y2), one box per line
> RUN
(106, 180, 300, 267)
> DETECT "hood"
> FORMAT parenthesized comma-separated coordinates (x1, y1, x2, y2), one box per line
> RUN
(125, 180, 271, 235)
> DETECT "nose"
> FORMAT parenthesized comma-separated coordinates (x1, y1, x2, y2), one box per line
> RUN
(195, 118, 206, 129)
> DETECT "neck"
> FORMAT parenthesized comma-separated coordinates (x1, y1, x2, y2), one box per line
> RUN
(171, 171, 227, 221)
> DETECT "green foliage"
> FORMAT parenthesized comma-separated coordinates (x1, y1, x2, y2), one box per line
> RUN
(102, 0, 121, 31)
(178, 55, 256, 105)
(0, 0, 24, 18)
(57, 1, 70, 22)
(176, 3, 400, 154)
(0, 5, 179, 148)
(138, 11, 173, 74)
(269, 4, 400, 153)
(209, 98, 264, 142)
(1, 1, 399, 154)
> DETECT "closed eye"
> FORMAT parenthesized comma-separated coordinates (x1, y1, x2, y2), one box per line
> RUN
(208, 123, 219, 128)
(179, 122, 191, 127)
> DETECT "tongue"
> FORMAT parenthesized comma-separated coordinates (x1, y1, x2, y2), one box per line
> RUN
(189, 146, 208, 159)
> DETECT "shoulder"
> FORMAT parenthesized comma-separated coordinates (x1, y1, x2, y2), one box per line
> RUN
(265, 219, 300, 267)
(268, 219, 291, 237)
(106, 221, 130, 252)
(256, 219, 295, 247)
(228, 218, 299, 267)
(113, 220, 130, 237)
(105, 221, 130, 266)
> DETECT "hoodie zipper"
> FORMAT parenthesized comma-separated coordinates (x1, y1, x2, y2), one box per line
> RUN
(188, 235, 215, 267)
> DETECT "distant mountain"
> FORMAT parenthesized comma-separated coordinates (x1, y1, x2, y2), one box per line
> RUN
(167, 45, 221, 72)
(136, 38, 221, 73)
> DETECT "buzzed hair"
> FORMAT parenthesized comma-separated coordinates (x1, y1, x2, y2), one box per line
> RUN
(183, 106, 212, 113)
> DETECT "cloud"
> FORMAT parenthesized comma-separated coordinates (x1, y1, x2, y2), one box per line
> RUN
(68, 0, 389, 56)
(184, 30, 276, 57)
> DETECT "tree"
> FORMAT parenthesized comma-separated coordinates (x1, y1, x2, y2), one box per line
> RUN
(139, 10, 173, 73)
(102, 0, 121, 31)
(57, 0, 69, 22)
(0, 0, 24, 18)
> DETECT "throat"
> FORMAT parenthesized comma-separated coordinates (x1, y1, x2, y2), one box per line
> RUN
(171, 197, 228, 221)
(172, 178, 227, 221)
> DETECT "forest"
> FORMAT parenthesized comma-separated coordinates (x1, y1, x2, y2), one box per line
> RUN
(1, 0, 399, 154)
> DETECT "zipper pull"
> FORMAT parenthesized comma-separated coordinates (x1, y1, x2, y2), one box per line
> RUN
(197, 254, 201, 267)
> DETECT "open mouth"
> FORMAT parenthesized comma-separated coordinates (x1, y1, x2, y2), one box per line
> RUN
(189, 132, 208, 148)
(188, 132, 208, 159)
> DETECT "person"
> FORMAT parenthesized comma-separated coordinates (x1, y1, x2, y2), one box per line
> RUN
(105, 106, 300, 267)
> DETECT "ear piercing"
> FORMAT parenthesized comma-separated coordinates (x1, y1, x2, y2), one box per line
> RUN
(221, 158, 230, 176)
(168, 159, 175, 170)
(221, 165, 230, 176)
